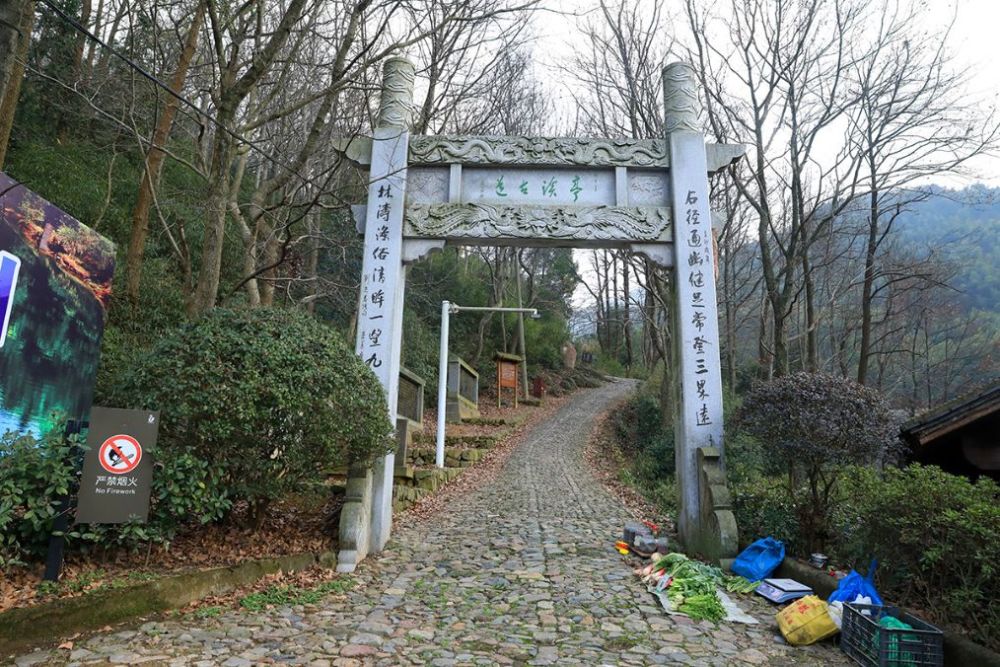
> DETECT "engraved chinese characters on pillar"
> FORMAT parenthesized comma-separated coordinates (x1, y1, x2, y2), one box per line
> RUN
(683, 188, 715, 428)
(358, 182, 397, 371)
(356, 131, 409, 394)
(667, 110, 727, 549)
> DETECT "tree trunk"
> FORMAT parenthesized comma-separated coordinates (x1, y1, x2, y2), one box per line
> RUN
(0, 2, 23, 97)
(757, 286, 772, 380)
(305, 210, 319, 313)
(0, 0, 33, 168)
(258, 231, 279, 306)
(514, 251, 529, 396)
(190, 109, 236, 316)
(723, 232, 738, 390)
(56, 0, 92, 142)
(772, 301, 789, 376)
(622, 251, 632, 372)
(603, 251, 613, 352)
(803, 251, 819, 371)
(857, 185, 880, 385)
(612, 250, 620, 358)
(125, 0, 206, 302)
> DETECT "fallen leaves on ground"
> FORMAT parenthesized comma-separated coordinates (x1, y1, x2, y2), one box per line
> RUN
(0, 495, 339, 615)
(176, 565, 350, 616)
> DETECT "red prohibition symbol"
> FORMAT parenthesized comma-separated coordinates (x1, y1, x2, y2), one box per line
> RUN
(98, 435, 142, 475)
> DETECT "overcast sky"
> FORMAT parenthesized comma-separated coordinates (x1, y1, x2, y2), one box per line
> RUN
(533, 0, 1000, 313)
(527, 0, 1000, 186)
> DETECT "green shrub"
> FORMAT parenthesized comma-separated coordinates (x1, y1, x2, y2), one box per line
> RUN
(84, 447, 232, 548)
(0, 426, 232, 561)
(732, 464, 1000, 649)
(612, 389, 676, 518)
(523, 316, 570, 370)
(400, 308, 440, 388)
(834, 465, 1000, 645)
(613, 393, 662, 449)
(0, 429, 77, 566)
(730, 475, 804, 553)
(736, 372, 895, 551)
(108, 307, 393, 525)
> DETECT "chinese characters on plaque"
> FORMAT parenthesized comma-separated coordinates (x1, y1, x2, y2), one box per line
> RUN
(493, 173, 586, 202)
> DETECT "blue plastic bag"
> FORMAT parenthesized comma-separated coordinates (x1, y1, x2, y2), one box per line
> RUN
(828, 559, 883, 607)
(731, 537, 785, 582)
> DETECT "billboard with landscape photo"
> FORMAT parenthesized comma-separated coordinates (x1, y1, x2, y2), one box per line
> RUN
(0, 172, 115, 438)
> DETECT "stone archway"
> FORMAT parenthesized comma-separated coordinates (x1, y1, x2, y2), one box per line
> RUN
(335, 57, 742, 572)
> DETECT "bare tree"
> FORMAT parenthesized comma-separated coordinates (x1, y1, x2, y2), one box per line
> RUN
(566, 0, 677, 394)
(688, 0, 877, 376)
(843, 2, 1000, 384)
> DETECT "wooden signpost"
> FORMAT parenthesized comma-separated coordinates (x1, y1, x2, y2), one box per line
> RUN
(495, 352, 522, 408)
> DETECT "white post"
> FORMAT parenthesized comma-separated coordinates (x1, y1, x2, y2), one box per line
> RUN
(664, 62, 726, 553)
(435, 300, 450, 468)
(338, 57, 415, 571)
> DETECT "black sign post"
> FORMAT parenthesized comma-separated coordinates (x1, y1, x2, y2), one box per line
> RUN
(76, 407, 158, 525)
(42, 419, 84, 582)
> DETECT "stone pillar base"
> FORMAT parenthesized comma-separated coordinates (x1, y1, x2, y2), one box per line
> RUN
(678, 447, 739, 563)
(336, 464, 373, 573)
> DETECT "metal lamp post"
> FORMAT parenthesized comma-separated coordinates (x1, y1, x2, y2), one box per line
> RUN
(435, 302, 539, 468)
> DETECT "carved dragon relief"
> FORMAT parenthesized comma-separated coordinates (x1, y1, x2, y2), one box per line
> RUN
(333, 136, 744, 174)
(404, 203, 671, 242)
(408, 136, 670, 168)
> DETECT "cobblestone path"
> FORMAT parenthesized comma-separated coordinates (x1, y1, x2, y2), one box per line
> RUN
(19, 381, 850, 666)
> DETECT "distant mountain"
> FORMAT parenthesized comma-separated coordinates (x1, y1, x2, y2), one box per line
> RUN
(892, 184, 1000, 315)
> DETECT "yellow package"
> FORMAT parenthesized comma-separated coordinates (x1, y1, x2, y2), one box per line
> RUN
(776, 595, 839, 646)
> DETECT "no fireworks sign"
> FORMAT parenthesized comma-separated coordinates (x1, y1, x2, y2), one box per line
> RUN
(99, 434, 143, 474)
(76, 407, 159, 524)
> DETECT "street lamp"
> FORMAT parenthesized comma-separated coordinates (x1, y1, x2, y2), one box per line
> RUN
(435, 301, 539, 468)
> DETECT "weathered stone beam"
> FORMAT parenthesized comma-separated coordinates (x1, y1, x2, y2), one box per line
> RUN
(333, 135, 744, 174)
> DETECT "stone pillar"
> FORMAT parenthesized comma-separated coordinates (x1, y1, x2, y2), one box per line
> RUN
(338, 57, 415, 572)
(562, 342, 577, 370)
(663, 62, 734, 557)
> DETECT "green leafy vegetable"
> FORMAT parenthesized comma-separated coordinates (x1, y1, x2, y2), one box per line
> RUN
(724, 576, 761, 594)
(648, 552, 758, 622)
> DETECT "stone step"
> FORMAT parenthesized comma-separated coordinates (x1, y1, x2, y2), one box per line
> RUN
(461, 416, 512, 426)
(393, 466, 464, 494)
(406, 447, 488, 468)
(411, 433, 500, 449)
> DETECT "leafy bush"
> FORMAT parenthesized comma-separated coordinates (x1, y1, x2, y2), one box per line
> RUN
(400, 308, 440, 387)
(108, 307, 392, 525)
(85, 447, 232, 548)
(523, 315, 570, 370)
(0, 429, 77, 566)
(611, 389, 676, 517)
(736, 464, 1000, 650)
(736, 372, 895, 551)
(835, 465, 1000, 646)
(730, 476, 804, 553)
(0, 427, 231, 561)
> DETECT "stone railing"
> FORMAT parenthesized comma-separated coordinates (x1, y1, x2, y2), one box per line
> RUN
(394, 367, 425, 471)
(446, 354, 480, 422)
(397, 366, 425, 427)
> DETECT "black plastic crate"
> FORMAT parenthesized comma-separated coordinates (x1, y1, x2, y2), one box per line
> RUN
(841, 603, 944, 667)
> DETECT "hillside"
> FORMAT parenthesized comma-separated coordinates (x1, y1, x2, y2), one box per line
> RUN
(893, 185, 1000, 315)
